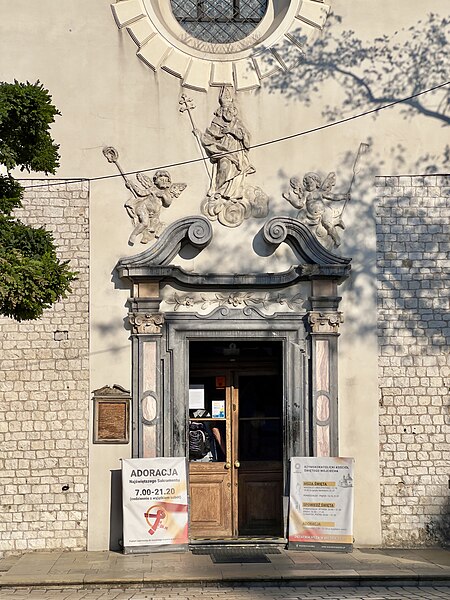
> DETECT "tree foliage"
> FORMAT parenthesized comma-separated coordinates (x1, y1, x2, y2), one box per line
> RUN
(0, 80, 60, 172)
(0, 81, 76, 321)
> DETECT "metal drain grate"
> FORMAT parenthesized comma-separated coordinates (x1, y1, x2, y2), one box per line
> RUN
(192, 546, 281, 555)
(210, 551, 270, 564)
(192, 546, 280, 563)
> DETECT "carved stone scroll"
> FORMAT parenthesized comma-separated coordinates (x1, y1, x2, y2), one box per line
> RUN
(308, 311, 343, 334)
(117, 216, 213, 277)
(129, 312, 164, 335)
(263, 216, 351, 270)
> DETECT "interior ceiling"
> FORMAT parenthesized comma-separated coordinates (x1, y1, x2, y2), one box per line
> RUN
(189, 340, 283, 362)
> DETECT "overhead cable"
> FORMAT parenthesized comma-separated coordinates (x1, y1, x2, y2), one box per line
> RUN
(20, 80, 450, 190)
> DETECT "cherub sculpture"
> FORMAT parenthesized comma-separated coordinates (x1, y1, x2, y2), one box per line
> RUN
(283, 172, 349, 248)
(102, 146, 187, 245)
(125, 170, 187, 244)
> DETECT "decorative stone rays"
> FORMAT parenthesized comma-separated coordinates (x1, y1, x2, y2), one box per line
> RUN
(111, 0, 331, 91)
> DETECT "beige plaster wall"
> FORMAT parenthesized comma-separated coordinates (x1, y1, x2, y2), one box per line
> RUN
(1, 0, 448, 549)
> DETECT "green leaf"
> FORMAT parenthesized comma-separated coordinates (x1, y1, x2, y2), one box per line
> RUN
(0, 81, 76, 321)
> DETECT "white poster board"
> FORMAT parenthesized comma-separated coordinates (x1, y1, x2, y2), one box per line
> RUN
(189, 384, 205, 409)
(288, 457, 354, 552)
(122, 457, 188, 553)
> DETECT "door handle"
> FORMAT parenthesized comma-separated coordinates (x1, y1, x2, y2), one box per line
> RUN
(224, 462, 231, 469)
(234, 461, 240, 468)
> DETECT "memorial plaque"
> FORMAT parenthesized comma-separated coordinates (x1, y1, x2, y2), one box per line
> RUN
(93, 385, 130, 444)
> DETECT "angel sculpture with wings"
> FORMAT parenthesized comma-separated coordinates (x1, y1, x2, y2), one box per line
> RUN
(125, 170, 187, 245)
(283, 172, 349, 248)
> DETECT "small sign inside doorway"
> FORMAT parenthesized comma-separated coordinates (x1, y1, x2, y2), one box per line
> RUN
(189, 384, 205, 409)
(215, 376, 226, 389)
(211, 400, 225, 418)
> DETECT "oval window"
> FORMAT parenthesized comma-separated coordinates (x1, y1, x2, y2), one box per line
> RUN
(170, 0, 269, 44)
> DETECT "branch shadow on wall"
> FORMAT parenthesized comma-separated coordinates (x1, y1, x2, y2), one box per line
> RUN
(267, 13, 450, 126)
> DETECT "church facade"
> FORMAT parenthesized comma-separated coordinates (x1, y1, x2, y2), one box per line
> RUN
(0, 0, 448, 555)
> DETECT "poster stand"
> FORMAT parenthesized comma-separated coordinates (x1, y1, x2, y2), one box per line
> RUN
(288, 457, 354, 552)
(122, 457, 189, 554)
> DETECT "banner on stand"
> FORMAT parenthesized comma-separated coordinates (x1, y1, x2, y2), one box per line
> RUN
(288, 457, 354, 552)
(122, 457, 188, 553)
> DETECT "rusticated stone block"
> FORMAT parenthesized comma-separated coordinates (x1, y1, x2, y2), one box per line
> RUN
(376, 175, 449, 547)
(0, 181, 89, 557)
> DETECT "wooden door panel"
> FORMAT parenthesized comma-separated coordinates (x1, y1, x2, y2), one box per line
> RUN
(238, 462, 283, 536)
(188, 362, 284, 539)
(189, 463, 232, 538)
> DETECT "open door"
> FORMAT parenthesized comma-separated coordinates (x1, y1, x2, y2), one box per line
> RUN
(188, 373, 232, 537)
(188, 341, 283, 540)
(236, 373, 283, 535)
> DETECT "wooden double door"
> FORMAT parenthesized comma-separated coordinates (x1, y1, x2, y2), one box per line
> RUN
(188, 363, 283, 539)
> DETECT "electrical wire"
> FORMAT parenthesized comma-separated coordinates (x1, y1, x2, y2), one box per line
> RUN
(19, 80, 450, 190)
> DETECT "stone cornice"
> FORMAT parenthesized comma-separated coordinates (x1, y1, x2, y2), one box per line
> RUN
(118, 264, 350, 289)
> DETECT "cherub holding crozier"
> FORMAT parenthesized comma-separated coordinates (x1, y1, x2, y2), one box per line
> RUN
(102, 146, 187, 245)
(125, 170, 187, 245)
(283, 172, 349, 248)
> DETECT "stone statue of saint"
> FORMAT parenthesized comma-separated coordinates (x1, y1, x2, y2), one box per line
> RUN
(198, 86, 255, 201)
(194, 86, 268, 228)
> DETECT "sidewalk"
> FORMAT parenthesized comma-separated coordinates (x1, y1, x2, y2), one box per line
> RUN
(1, 547, 450, 589)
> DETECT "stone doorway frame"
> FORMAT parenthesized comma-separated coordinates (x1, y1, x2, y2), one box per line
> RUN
(116, 216, 351, 472)
(163, 312, 309, 466)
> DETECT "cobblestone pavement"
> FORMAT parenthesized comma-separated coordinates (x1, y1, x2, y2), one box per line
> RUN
(0, 585, 449, 599)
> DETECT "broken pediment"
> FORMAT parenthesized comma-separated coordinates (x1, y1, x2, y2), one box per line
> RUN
(116, 215, 351, 288)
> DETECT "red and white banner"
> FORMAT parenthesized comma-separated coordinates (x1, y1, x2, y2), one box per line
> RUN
(288, 457, 354, 552)
(122, 457, 188, 552)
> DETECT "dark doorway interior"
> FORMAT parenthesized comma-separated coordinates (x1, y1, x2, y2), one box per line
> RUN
(188, 340, 283, 539)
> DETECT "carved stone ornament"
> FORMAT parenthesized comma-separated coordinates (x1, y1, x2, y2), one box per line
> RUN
(116, 216, 351, 285)
(165, 291, 304, 314)
(180, 87, 269, 228)
(308, 311, 343, 334)
(129, 312, 164, 334)
(283, 171, 349, 249)
(117, 216, 213, 276)
(103, 146, 187, 245)
(263, 216, 351, 272)
(281, 145, 369, 249)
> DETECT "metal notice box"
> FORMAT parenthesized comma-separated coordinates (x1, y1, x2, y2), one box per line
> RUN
(93, 384, 130, 444)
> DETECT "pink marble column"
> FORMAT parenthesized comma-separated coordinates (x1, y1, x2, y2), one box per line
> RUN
(308, 309, 343, 457)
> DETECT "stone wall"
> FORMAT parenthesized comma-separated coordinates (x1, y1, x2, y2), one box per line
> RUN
(0, 180, 89, 556)
(376, 175, 450, 546)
